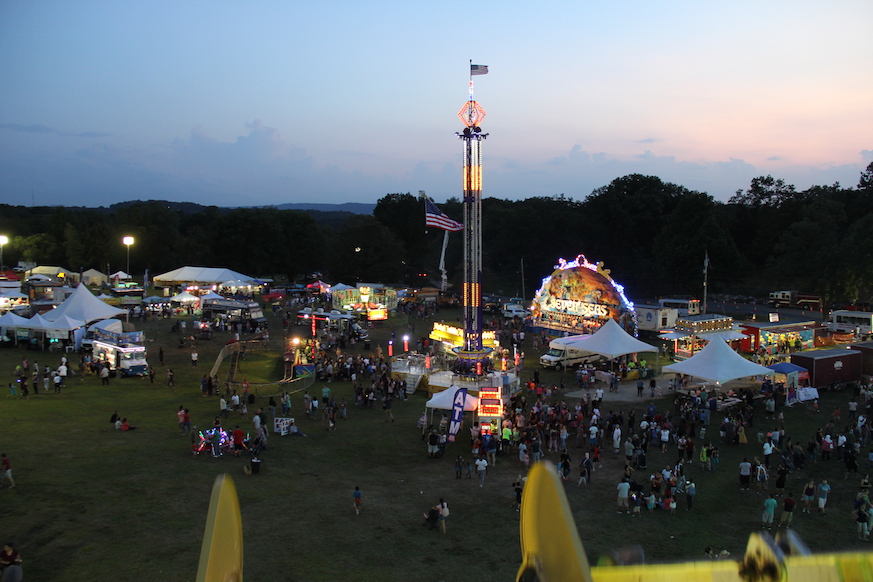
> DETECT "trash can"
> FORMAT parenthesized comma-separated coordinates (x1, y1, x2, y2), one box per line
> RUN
(248, 393, 255, 405)
(250, 458, 261, 474)
(364, 341, 371, 351)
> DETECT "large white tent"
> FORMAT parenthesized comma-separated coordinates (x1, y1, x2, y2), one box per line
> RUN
(154, 266, 258, 286)
(42, 284, 126, 324)
(82, 268, 109, 286)
(663, 338, 775, 384)
(563, 318, 657, 359)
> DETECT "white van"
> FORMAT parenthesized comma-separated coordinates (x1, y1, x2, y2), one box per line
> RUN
(539, 335, 602, 370)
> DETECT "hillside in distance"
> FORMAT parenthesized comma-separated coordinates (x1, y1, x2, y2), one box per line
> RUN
(271, 202, 375, 214)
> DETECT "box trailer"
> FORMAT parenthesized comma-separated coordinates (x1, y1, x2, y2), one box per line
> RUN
(540, 335, 601, 370)
(790, 348, 862, 389)
(636, 304, 677, 332)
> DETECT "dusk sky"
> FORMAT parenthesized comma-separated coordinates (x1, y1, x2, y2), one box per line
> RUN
(1, 1, 871, 208)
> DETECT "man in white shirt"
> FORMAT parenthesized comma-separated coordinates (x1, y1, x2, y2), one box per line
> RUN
(475, 457, 488, 487)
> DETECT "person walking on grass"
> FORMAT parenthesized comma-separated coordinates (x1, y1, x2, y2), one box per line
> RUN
(762, 493, 777, 530)
(0, 454, 14, 488)
(475, 456, 488, 487)
(353, 486, 362, 515)
(816, 479, 831, 516)
(855, 503, 870, 541)
(777, 492, 796, 529)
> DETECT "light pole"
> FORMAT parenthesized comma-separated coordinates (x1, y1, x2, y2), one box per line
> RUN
(0, 235, 7, 272)
(122, 236, 134, 278)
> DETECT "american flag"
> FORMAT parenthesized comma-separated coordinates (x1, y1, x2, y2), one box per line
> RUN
(425, 199, 463, 231)
(471, 64, 489, 76)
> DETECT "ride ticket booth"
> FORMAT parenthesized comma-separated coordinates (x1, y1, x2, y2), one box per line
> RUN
(476, 385, 503, 435)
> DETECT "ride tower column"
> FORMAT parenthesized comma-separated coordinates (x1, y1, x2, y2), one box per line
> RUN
(454, 65, 491, 375)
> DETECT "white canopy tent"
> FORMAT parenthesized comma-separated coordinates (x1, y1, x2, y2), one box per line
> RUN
(199, 291, 223, 300)
(110, 270, 131, 280)
(426, 385, 480, 411)
(563, 318, 657, 359)
(662, 338, 775, 385)
(154, 266, 258, 287)
(43, 315, 86, 331)
(170, 291, 199, 303)
(82, 268, 109, 286)
(42, 284, 126, 325)
(0, 312, 29, 344)
(21, 313, 53, 330)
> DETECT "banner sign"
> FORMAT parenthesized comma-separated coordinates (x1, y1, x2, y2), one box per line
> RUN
(273, 417, 295, 433)
(447, 386, 467, 442)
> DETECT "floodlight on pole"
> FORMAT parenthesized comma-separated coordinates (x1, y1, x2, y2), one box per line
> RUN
(122, 236, 134, 277)
(0, 235, 7, 272)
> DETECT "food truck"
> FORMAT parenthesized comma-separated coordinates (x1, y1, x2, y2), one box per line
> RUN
(202, 298, 267, 328)
(92, 339, 148, 377)
(539, 335, 601, 370)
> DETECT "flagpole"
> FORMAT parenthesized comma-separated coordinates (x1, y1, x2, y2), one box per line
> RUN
(702, 250, 709, 315)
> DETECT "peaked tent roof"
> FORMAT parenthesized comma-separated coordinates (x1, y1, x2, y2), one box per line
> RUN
(42, 284, 126, 324)
(426, 385, 479, 411)
(199, 291, 223, 300)
(564, 318, 657, 359)
(110, 270, 131, 279)
(0, 312, 29, 327)
(21, 313, 53, 330)
(154, 266, 256, 285)
(663, 338, 775, 384)
(42, 315, 86, 331)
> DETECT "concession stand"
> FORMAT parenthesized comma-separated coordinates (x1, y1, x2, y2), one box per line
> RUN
(739, 318, 820, 355)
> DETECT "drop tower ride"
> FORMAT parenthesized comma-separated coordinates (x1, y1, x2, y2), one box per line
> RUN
(454, 63, 491, 374)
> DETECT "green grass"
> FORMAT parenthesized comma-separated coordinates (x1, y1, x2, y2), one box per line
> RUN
(0, 307, 868, 580)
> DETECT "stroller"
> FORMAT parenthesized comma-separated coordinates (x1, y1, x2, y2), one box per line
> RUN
(634, 448, 648, 470)
(248, 436, 265, 457)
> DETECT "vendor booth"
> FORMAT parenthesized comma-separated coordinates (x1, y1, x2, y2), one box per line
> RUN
(739, 318, 820, 355)
(767, 362, 809, 406)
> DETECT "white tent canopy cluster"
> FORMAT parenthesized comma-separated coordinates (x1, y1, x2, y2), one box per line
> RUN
(559, 318, 658, 360)
(663, 338, 775, 385)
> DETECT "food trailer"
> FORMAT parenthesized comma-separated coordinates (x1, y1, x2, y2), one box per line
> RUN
(92, 339, 148, 377)
(790, 348, 862, 389)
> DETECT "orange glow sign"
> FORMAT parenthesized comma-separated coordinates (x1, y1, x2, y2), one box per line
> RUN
(477, 386, 502, 417)
(367, 308, 388, 321)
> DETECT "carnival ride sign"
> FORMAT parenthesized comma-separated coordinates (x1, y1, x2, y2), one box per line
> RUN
(477, 386, 502, 417)
(531, 255, 635, 334)
(429, 322, 498, 348)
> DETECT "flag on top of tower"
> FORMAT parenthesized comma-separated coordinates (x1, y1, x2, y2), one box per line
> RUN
(425, 199, 464, 231)
(471, 64, 489, 75)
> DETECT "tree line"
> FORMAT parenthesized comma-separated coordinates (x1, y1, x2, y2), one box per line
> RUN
(1, 162, 871, 307)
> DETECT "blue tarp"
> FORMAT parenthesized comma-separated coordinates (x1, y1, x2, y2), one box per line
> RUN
(767, 362, 807, 374)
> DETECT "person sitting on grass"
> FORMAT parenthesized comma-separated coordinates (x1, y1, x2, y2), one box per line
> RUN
(122, 418, 136, 431)
(287, 420, 307, 437)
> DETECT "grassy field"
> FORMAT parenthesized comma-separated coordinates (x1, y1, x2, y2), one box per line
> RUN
(0, 305, 868, 581)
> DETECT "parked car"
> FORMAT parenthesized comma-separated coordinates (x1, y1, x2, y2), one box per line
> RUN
(502, 304, 530, 319)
